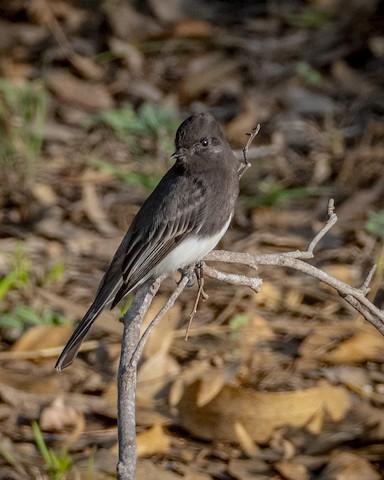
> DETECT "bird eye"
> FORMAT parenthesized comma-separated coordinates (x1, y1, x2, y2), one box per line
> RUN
(201, 138, 209, 147)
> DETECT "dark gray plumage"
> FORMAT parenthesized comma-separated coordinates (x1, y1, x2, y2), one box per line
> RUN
(56, 113, 240, 370)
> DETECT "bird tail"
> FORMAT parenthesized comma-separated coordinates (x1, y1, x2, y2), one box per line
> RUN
(55, 302, 105, 371)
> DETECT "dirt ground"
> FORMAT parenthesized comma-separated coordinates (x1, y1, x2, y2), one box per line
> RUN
(0, 0, 384, 479)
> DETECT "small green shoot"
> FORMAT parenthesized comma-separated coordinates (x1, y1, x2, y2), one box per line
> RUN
(365, 210, 384, 240)
(245, 181, 319, 209)
(0, 79, 47, 191)
(87, 102, 180, 157)
(0, 243, 31, 303)
(230, 313, 250, 331)
(32, 420, 72, 480)
(40, 260, 66, 287)
(296, 62, 322, 86)
(0, 305, 67, 331)
(93, 158, 161, 191)
(285, 8, 331, 29)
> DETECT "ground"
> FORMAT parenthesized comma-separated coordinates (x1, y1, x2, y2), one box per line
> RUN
(0, 1, 384, 479)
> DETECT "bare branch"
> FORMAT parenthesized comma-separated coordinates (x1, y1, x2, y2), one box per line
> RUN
(237, 124, 260, 180)
(116, 198, 383, 479)
(117, 276, 163, 480)
(129, 271, 191, 370)
(204, 265, 262, 292)
(204, 201, 384, 335)
(305, 199, 337, 255)
(361, 264, 376, 295)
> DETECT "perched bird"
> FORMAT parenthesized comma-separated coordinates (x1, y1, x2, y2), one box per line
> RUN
(56, 112, 241, 370)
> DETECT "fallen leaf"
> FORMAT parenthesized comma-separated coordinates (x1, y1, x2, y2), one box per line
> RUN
(142, 296, 181, 358)
(323, 329, 384, 364)
(178, 382, 351, 443)
(275, 460, 310, 480)
(11, 324, 74, 352)
(137, 424, 170, 457)
(138, 351, 180, 400)
(39, 396, 84, 434)
(319, 452, 381, 480)
(46, 70, 112, 110)
(234, 421, 261, 458)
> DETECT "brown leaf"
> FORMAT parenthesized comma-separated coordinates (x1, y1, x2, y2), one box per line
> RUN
(11, 324, 74, 352)
(46, 70, 112, 110)
(82, 182, 117, 236)
(39, 396, 84, 434)
(275, 460, 310, 480)
(324, 328, 384, 364)
(319, 452, 381, 480)
(142, 296, 181, 358)
(178, 382, 351, 443)
(173, 19, 214, 38)
(138, 352, 180, 400)
(179, 53, 238, 100)
(137, 424, 171, 457)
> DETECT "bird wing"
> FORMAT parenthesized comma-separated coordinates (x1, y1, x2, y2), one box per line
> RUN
(110, 178, 207, 307)
(55, 170, 207, 370)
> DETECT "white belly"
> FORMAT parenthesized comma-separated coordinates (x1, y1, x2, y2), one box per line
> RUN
(153, 216, 231, 276)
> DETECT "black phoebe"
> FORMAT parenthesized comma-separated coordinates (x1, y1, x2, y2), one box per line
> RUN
(56, 113, 240, 370)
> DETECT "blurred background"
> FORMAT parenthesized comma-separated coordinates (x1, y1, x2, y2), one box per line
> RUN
(0, 0, 383, 478)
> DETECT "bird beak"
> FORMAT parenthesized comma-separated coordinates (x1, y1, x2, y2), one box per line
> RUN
(171, 148, 186, 159)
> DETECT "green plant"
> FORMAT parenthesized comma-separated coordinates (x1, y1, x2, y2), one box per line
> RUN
(40, 260, 66, 287)
(87, 103, 180, 157)
(0, 79, 47, 192)
(365, 210, 384, 240)
(245, 181, 319, 209)
(93, 158, 161, 191)
(32, 421, 72, 480)
(0, 305, 67, 331)
(296, 62, 322, 86)
(0, 243, 31, 303)
(285, 7, 331, 29)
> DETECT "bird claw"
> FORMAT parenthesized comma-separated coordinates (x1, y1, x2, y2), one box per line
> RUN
(178, 267, 196, 287)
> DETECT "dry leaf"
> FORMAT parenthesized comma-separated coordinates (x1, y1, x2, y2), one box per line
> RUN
(137, 424, 170, 457)
(39, 396, 84, 433)
(136, 460, 181, 480)
(227, 458, 270, 480)
(319, 452, 381, 480)
(252, 281, 282, 310)
(11, 324, 74, 352)
(178, 382, 351, 443)
(82, 182, 117, 236)
(179, 53, 238, 99)
(46, 70, 112, 110)
(142, 296, 181, 358)
(275, 460, 310, 480)
(197, 367, 228, 407)
(173, 19, 213, 38)
(137, 351, 180, 400)
(234, 421, 260, 458)
(324, 329, 384, 364)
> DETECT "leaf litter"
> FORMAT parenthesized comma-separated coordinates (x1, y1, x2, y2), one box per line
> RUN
(0, 0, 383, 478)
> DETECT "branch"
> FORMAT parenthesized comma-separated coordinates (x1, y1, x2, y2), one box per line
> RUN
(117, 276, 164, 480)
(205, 199, 384, 334)
(237, 124, 260, 179)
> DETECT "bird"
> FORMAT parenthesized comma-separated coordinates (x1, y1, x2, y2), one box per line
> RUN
(56, 112, 241, 371)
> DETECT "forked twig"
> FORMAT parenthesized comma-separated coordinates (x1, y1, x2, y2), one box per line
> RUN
(238, 124, 260, 179)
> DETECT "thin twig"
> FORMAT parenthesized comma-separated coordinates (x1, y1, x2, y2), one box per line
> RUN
(186, 263, 208, 340)
(203, 200, 383, 333)
(306, 199, 337, 255)
(237, 124, 260, 179)
(361, 264, 376, 295)
(128, 271, 191, 371)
